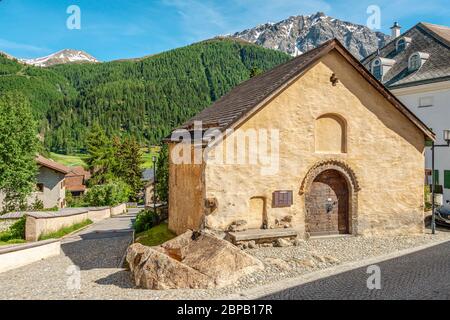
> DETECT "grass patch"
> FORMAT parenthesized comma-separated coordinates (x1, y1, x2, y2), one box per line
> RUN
(141, 147, 160, 169)
(135, 223, 176, 247)
(51, 148, 159, 169)
(0, 239, 26, 246)
(49, 152, 88, 168)
(38, 219, 93, 241)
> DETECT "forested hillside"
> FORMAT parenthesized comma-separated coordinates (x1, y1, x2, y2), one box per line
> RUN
(0, 39, 291, 153)
(0, 53, 77, 137)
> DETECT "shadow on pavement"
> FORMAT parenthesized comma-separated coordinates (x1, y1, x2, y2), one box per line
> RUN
(95, 270, 136, 289)
(61, 230, 133, 270)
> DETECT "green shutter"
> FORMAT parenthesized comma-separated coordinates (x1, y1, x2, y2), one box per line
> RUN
(445, 171, 450, 189)
(433, 170, 440, 185)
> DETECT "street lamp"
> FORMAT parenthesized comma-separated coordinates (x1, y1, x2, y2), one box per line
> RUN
(152, 155, 157, 213)
(431, 130, 450, 234)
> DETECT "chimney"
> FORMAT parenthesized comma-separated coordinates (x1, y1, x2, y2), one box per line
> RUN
(390, 22, 401, 38)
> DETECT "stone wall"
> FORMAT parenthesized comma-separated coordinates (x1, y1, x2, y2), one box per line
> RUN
(110, 203, 127, 216)
(0, 240, 60, 274)
(87, 207, 111, 222)
(168, 144, 206, 235)
(24, 204, 126, 241)
(198, 49, 425, 237)
(25, 211, 89, 241)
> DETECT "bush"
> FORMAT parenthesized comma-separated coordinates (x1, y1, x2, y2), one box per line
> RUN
(65, 191, 88, 208)
(0, 216, 26, 241)
(425, 185, 432, 211)
(85, 180, 131, 207)
(134, 209, 162, 233)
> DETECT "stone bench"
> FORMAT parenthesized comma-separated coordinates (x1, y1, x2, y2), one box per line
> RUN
(227, 228, 298, 244)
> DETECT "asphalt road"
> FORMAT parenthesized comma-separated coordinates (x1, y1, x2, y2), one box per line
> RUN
(260, 241, 450, 300)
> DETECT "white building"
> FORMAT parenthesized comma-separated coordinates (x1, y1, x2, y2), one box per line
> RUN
(362, 22, 450, 203)
(0, 156, 69, 212)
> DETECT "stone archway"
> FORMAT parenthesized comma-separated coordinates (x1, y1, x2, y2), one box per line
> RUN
(300, 160, 359, 237)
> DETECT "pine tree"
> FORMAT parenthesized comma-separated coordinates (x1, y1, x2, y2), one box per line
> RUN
(114, 137, 144, 201)
(155, 144, 169, 203)
(85, 124, 116, 185)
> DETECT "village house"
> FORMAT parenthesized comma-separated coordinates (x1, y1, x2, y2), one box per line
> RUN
(65, 166, 91, 197)
(166, 39, 434, 239)
(0, 155, 69, 212)
(362, 22, 450, 204)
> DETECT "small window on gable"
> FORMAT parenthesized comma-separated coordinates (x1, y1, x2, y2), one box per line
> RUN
(396, 39, 406, 52)
(372, 59, 382, 80)
(409, 52, 429, 72)
(409, 53, 421, 71)
(396, 37, 411, 52)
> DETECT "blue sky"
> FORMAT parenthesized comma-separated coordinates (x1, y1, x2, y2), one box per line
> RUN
(1, 0, 449, 61)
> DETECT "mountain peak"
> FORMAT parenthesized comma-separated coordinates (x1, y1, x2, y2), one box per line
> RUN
(232, 13, 390, 59)
(21, 49, 99, 67)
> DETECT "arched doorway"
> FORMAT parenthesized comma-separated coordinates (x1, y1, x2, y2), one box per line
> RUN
(305, 169, 349, 236)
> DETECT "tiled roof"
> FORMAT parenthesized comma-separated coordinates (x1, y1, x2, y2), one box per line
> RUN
(168, 39, 434, 141)
(66, 166, 91, 179)
(36, 155, 70, 174)
(362, 23, 450, 88)
(66, 185, 87, 192)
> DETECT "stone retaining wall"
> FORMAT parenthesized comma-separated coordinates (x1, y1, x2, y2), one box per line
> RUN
(110, 203, 127, 216)
(0, 240, 60, 273)
(24, 204, 127, 241)
(87, 207, 111, 222)
(25, 211, 89, 241)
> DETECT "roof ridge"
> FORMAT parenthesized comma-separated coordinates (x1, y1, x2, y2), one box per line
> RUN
(361, 23, 421, 63)
(418, 22, 450, 49)
(177, 39, 336, 130)
(168, 39, 434, 142)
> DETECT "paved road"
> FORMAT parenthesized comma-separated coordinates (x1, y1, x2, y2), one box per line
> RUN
(260, 241, 450, 300)
(0, 209, 139, 299)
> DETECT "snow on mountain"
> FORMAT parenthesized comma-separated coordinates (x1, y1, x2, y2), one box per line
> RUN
(231, 12, 390, 60)
(21, 49, 98, 67)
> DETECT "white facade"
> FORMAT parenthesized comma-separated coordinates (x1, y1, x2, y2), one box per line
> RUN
(392, 80, 450, 203)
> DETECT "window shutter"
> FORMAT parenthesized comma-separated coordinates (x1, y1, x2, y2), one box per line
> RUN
(444, 171, 450, 189)
(434, 170, 440, 185)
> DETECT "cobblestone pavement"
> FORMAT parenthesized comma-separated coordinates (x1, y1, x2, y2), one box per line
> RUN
(260, 241, 450, 300)
(0, 210, 138, 300)
(1, 219, 449, 299)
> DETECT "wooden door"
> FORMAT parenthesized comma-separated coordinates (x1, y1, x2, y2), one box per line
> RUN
(306, 170, 349, 236)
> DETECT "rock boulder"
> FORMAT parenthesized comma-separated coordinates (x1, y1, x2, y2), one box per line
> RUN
(126, 230, 264, 289)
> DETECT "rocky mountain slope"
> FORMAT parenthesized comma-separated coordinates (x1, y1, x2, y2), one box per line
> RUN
(21, 49, 98, 67)
(232, 12, 390, 60)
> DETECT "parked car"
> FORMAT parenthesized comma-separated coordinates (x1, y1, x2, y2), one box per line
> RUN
(435, 204, 450, 228)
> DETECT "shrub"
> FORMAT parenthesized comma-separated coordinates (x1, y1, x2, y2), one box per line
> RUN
(65, 191, 88, 208)
(85, 180, 131, 207)
(0, 216, 26, 241)
(134, 209, 162, 233)
(425, 185, 432, 211)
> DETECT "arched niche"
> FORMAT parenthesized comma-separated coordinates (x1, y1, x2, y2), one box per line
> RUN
(315, 114, 347, 154)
